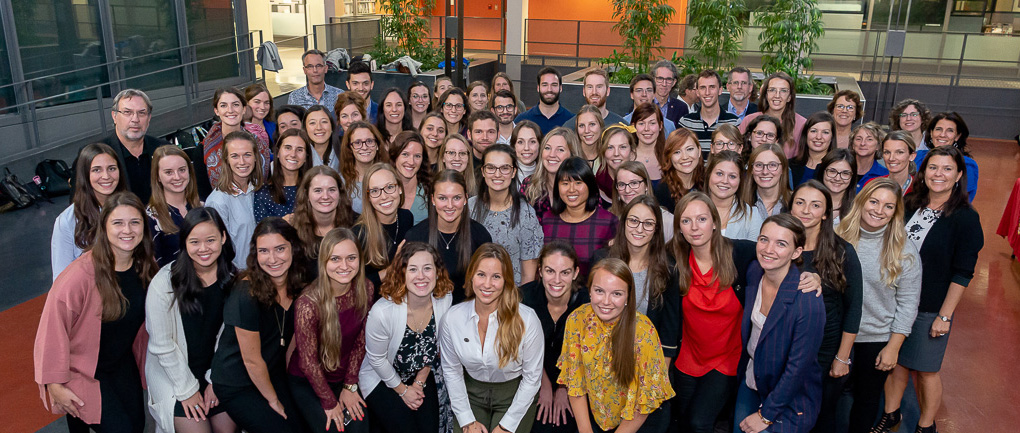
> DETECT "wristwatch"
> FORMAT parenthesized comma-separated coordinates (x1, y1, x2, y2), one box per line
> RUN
(343, 383, 359, 393)
(938, 315, 952, 322)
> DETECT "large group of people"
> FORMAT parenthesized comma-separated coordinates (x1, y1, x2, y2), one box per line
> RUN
(35, 49, 984, 433)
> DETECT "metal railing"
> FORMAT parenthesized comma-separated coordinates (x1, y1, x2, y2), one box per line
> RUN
(313, 18, 382, 54)
(0, 31, 266, 166)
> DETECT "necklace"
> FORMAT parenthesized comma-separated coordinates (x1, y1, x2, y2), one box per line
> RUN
(389, 212, 400, 245)
(409, 304, 433, 332)
(274, 305, 286, 347)
(439, 231, 457, 250)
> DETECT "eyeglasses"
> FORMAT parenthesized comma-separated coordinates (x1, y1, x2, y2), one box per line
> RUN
(351, 139, 377, 149)
(729, 80, 750, 87)
(444, 150, 469, 159)
(303, 64, 326, 70)
(752, 162, 781, 173)
(899, 112, 920, 118)
(410, 94, 429, 100)
(493, 104, 516, 112)
(712, 140, 739, 151)
(368, 183, 399, 198)
(114, 109, 150, 118)
(443, 103, 465, 110)
(654, 76, 675, 83)
(615, 180, 644, 191)
(835, 104, 855, 111)
(483, 164, 514, 176)
(825, 168, 853, 180)
(625, 216, 656, 231)
(766, 88, 790, 96)
(752, 130, 777, 140)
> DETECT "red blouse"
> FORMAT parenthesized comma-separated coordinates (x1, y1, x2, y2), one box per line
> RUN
(675, 254, 742, 377)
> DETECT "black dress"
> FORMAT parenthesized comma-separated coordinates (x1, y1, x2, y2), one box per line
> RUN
(172, 277, 229, 417)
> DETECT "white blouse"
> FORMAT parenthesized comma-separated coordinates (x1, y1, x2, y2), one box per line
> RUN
(205, 183, 255, 270)
(439, 300, 544, 432)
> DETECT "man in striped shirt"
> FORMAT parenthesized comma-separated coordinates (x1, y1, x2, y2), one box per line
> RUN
(677, 69, 740, 152)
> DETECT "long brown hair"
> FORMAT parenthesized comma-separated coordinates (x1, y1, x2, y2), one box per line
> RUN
(339, 121, 390, 188)
(379, 242, 454, 303)
(904, 145, 971, 216)
(73, 143, 128, 250)
(291, 166, 355, 256)
(630, 103, 666, 158)
(389, 130, 433, 201)
(269, 128, 313, 204)
(704, 150, 749, 221)
(244, 217, 314, 306)
(464, 243, 525, 368)
(148, 146, 201, 235)
(791, 180, 847, 292)
(660, 127, 705, 202)
(607, 195, 670, 308)
(609, 161, 653, 216)
(304, 228, 369, 371)
(671, 192, 736, 295)
(756, 72, 797, 148)
(588, 258, 638, 386)
(244, 83, 275, 121)
(216, 130, 266, 192)
(436, 133, 476, 195)
(427, 170, 474, 272)
(92, 192, 157, 321)
(354, 163, 405, 268)
(741, 143, 791, 209)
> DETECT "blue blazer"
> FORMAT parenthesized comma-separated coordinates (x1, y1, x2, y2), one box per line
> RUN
(738, 262, 825, 432)
(663, 96, 689, 125)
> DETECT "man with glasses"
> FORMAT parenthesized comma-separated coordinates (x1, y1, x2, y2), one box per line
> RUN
(677, 69, 740, 151)
(725, 66, 757, 123)
(515, 66, 573, 134)
(652, 59, 688, 125)
(564, 69, 626, 130)
(96, 89, 167, 203)
(624, 74, 676, 135)
(288, 49, 344, 115)
(490, 90, 518, 145)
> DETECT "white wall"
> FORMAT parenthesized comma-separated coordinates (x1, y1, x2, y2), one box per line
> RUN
(247, 0, 275, 42)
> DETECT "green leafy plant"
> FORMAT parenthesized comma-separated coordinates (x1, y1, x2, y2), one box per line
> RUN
(610, 0, 676, 75)
(598, 50, 637, 85)
(795, 74, 833, 95)
(754, 0, 824, 78)
(687, 0, 746, 70)
(373, 0, 444, 69)
(671, 52, 705, 77)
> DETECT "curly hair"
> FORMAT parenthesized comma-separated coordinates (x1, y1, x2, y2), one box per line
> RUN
(379, 241, 454, 303)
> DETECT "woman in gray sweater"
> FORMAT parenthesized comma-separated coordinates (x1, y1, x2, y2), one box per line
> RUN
(836, 178, 921, 433)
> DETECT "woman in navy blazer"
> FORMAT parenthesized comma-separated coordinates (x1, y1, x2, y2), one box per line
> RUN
(735, 214, 826, 433)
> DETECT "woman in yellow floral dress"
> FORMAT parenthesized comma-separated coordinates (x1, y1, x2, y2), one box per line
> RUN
(557, 257, 675, 433)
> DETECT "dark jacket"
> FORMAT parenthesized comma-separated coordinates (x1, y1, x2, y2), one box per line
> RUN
(663, 96, 689, 126)
(903, 205, 983, 313)
(520, 281, 590, 385)
(738, 262, 825, 432)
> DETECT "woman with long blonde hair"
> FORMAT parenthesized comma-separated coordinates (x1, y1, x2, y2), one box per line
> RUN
(523, 127, 583, 217)
(288, 228, 374, 433)
(352, 163, 414, 290)
(439, 243, 543, 433)
(147, 145, 202, 266)
(834, 178, 921, 433)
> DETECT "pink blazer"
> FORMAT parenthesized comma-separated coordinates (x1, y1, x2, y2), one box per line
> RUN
(34, 251, 148, 425)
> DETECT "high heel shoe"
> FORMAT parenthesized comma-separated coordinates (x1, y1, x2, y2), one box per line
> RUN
(869, 409, 902, 433)
(914, 422, 937, 433)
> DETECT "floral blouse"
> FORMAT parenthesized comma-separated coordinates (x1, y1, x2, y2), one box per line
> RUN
(556, 304, 675, 431)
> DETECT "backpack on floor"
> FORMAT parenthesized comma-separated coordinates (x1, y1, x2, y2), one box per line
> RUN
(35, 159, 72, 198)
(0, 168, 36, 210)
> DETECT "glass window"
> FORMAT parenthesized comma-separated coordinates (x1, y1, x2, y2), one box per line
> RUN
(109, 0, 183, 91)
(0, 22, 14, 114)
(186, 0, 240, 81)
(12, 0, 107, 107)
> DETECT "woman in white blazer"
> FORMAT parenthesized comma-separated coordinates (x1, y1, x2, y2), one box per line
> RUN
(145, 207, 238, 433)
(360, 241, 456, 433)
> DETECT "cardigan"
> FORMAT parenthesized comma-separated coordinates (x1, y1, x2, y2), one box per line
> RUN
(904, 205, 983, 313)
(51, 204, 83, 281)
(358, 293, 454, 396)
(34, 251, 149, 425)
(738, 262, 825, 432)
(144, 263, 204, 433)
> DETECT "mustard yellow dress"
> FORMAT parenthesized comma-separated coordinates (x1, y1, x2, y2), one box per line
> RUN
(556, 304, 675, 431)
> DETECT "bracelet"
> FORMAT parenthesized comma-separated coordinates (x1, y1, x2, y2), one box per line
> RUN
(758, 409, 773, 426)
(397, 385, 408, 397)
(834, 355, 852, 365)
(415, 380, 427, 389)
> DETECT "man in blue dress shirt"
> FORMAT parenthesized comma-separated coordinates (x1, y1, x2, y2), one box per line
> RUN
(514, 67, 573, 134)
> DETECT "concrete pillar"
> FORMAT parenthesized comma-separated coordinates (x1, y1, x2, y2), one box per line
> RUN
(504, 0, 528, 91)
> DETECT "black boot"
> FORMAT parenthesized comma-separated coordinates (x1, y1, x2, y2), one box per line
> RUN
(914, 422, 937, 433)
(869, 409, 902, 433)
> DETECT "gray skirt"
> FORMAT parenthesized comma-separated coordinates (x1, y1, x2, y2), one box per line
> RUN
(898, 311, 952, 372)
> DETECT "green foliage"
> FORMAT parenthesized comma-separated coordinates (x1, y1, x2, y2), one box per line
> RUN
(753, 0, 824, 78)
(687, 0, 746, 70)
(610, 0, 676, 75)
(598, 50, 637, 85)
(373, 0, 445, 69)
(671, 52, 706, 78)
(795, 75, 833, 95)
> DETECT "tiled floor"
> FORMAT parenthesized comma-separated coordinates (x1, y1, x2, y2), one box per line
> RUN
(4, 139, 1019, 432)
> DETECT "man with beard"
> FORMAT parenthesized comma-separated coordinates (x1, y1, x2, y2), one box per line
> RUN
(515, 66, 573, 134)
(725, 66, 758, 123)
(677, 69, 740, 151)
(345, 61, 378, 123)
(94, 89, 167, 203)
(287, 49, 344, 115)
(564, 69, 626, 130)
(467, 110, 499, 162)
(624, 74, 676, 135)
(652, 59, 688, 125)
(490, 90, 519, 145)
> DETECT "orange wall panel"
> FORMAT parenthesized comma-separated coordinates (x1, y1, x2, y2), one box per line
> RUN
(527, 0, 687, 23)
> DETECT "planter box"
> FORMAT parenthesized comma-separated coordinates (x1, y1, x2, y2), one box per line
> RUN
(323, 59, 499, 101)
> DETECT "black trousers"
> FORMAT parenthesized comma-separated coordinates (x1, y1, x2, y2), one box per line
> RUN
(812, 365, 850, 433)
(848, 342, 888, 433)
(65, 367, 145, 433)
(670, 365, 738, 433)
(288, 375, 369, 433)
(365, 372, 439, 433)
(214, 375, 303, 433)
